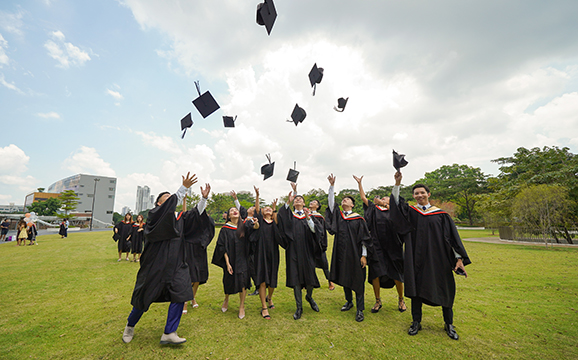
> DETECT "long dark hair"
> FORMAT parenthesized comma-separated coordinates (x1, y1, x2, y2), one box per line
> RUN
(226, 207, 246, 239)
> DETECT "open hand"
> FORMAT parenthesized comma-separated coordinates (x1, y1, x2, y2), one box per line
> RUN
(328, 173, 336, 186)
(353, 175, 363, 184)
(182, 172, 198, 188)
(201, 183, 211, 198)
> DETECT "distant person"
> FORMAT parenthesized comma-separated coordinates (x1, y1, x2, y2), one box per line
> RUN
(59, 219, 67, 238)
(64, 219, 69, 237)
(130, 215, 145, 262)
(17, 219, 27, 246)
(115, 214, 134, 261)
(389, 171, 471, 340)
(27, 221, 38, 245)
(122, 172, 197, 345)
(0, 219, 9, 241)
(354, 175, 406, 313)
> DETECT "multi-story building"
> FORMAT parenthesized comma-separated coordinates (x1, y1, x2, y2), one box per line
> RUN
(121, 206, 132, 216)
(24, 192, 62, 210)
(47, 174, 116, 226)
(135, 185, 153, 214)
(0, 203, 24, 213)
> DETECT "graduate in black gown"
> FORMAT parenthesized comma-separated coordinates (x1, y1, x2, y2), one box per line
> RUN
(114, 213, 133, 262)
(121, 172, 197, 345)
(277, 183, 323, 320)
(308, 199, 335, 291)
(211, 207, 258, 319)
(181, 184, 215, 314)
(389, 171, 471, 340)
(325, 174, 372, 322)
(130, 214, 145, 262)
(353, 175, 406, 313)
(250, 186, 281, 319)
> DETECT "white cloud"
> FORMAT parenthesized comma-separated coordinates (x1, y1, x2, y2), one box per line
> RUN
(0, 10, 24, 36)
(0, 73, 24, 94)
(106, 88, 124, 100)
(135, 131, 181, 155)
(0, 144, 37, 191)
(0, 34, 9, 66)
(44, 31, 91, 68)
(37, 112, 61, 119)
(62, 146, 116, 177)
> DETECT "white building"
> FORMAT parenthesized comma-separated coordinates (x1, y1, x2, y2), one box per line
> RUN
(47, 174, 116, 226)
(135, 185, 153, 214)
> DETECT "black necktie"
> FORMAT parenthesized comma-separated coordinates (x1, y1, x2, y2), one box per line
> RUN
(297, 211, 303, 215)
(422, 206, 426, 211)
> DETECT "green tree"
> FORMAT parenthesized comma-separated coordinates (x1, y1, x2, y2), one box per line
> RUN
(58, 190, 80, 218)
(37, 187, 45, 192)
(113, 212, 123, 224)
(415, 164, 488, 225)
(207, 192, 234, 223)
(303, 188, 328, 211)
(27, 198, 61, 216)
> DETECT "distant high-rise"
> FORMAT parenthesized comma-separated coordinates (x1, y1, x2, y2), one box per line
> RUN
(121, 206, 132, 216)
(135, 185, 153, 214)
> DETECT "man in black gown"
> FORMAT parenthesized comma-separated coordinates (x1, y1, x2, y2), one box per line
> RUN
(122, 172, 197, 345)
(325, 174, 372, 322)
(389, 171, 470, 340)
(277, 184, 323, 320)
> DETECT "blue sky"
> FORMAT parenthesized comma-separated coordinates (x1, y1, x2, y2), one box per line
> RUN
(1, 0, 578, 212)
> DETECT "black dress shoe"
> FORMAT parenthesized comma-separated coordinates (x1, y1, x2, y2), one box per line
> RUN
(305, 295, 319, 312)
(355, 310, 364, 322)
(408, 321, 421, 335)
(444, 324, 459, 340)
(341, 302, 354, 311)
(293, 308, 303, 320)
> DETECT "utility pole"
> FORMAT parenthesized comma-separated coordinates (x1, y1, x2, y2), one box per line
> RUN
(90, 178, 100, 231)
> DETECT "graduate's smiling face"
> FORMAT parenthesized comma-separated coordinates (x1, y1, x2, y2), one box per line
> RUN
(136, 215, 144, 223)
(308, 200, 320, 211)
(413, 187, 431, 205)
(341, 197, 354, 211)
(293, 196, 304, 209)
(263, 206, 273, 217)
(228, 207, 239, 220)
(247, 207, 255, 217)
(124, 213, 132, 222)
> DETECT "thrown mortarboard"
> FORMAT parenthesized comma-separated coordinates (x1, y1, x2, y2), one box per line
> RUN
(260, 153, 275, 180)
(223, 115, 237, 128)
(308, 63, 324, 96)
(256, 0, 277, 35)
(287, 104, 306, 126)
(393, 149, 409, 171)
(180, 113, 193, 139)
(333, 97, 349, 112)
(192, 81, 220, 118)
(286, 161, 299, 182)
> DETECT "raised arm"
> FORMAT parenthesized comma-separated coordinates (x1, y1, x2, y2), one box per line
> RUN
(198, 183, 211, 214)
(254, 186, 260, 214)
(230, 190, 241, 210)
(177, 172, 198, 203)
(327, 173, 336, 211)
(353, 175, 368, 206)
(271, 198, 278, 223)
(392, 171, 402, 204)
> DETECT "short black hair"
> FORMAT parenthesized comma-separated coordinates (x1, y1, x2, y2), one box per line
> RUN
(412, 184, 431, 194)
(343, 195, 355, 206)
(155, 191, 170, 205)
(293, 195, 304, 202)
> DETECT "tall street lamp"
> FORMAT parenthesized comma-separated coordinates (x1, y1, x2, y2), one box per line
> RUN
(90, 178, 100, 231)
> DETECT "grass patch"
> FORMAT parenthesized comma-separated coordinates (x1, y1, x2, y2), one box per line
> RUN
(0, 231, 576, 359)
(458, 229, 500, 239)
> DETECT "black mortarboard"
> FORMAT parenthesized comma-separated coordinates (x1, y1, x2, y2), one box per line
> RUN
(256, 0, 277, 35)
(393, 149, 409, 171)
(287, 104, 306, 126)
(180, 113, 193, 139)
(454, 267, 468, 277)
(223, 115, 237, 128)
(260, 153, 275, 180)
(308, 63, 324, 96)
(192, 81, 220, 118)
(286, 161, 299, 182)
(333, 97, 349, 112)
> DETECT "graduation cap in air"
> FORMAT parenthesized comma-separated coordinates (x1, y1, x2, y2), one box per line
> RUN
(393, 149, 409, 171)
(223, 115, 237, 128)
(333, 97, 349, 112)
(287, 104, 306, 126)
(192, 81, 220, 118)
(180, 113, 193, 139)
(260, 153, 275, 180)
(286, 161, 299, 182)
(256, 0, 277, 35)
(308, 63, 324, 96)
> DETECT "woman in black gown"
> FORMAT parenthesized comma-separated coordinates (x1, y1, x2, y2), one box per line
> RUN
(130, 214, 145, 262)
(114, 213, 133, 261)
(212, 206, 259, 319)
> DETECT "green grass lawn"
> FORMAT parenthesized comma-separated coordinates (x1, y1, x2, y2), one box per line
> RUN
(0, 230, 577, 359)
(458, 229, 500, 239)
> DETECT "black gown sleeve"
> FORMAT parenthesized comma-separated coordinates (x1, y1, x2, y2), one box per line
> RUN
(144, 194, 179, 243)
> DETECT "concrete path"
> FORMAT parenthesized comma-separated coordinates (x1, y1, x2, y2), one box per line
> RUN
(464, 237, 577, 248)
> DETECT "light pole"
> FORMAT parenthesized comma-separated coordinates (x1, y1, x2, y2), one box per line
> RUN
(90, 178, 100, 231)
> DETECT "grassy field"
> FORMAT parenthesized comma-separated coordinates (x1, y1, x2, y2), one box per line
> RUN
(0, 229, 576, 359)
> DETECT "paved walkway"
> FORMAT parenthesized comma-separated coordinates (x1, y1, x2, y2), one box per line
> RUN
(464, 237, 577, 248)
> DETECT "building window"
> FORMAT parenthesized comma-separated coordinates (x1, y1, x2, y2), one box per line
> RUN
(109, 187, 115, 191)
(106, 211, 113, 214)
(80, 184, 84, 187)
(110, 180, 115, 183)
(87, 194, 94, 198)
(78, 193, 83, 196)
(108, 195, 114, 199)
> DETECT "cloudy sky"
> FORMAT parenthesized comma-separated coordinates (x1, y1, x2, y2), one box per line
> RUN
(1, 0, 577, 213)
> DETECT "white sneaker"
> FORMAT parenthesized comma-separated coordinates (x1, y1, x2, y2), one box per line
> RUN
(122, 326, 135, 343)
(160, 332, 186, 345)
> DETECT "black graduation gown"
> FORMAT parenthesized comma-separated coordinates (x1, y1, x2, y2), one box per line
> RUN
(59, 223, 66, 236)
(250, 210, 281, 288)
(130, 194, 193, 311)
(211, 223, 252, 295)
(389, 195, 471, 308)
(130, 223, 145, 254)
(363, 200, 404, 287)
(325, 204, 372, 294)
(310, 211, 330, 270)
(276, 206, 321, 289)
(181, 206, 215, 284)
(115, 221, 133, 253)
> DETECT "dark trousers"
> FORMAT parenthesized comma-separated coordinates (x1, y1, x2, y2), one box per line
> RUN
(127, 302, 184, 334)
(293, 285, 313, 310)
(344, 287, 365, 311)
(411, 297, 453, 324)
